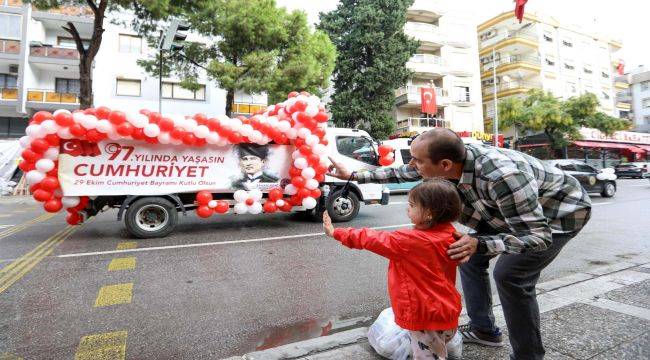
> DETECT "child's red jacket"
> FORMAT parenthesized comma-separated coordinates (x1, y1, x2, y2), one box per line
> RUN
(333, 223, 461, 331)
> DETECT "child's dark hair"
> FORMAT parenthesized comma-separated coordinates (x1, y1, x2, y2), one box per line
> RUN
(408, 179, 461, 228)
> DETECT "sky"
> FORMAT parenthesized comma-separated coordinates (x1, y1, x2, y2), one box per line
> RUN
(275, 0, 650, 71)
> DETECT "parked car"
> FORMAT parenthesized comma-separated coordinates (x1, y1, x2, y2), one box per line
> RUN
(545, 159, 617, 197)
(614, 162, 648, 179)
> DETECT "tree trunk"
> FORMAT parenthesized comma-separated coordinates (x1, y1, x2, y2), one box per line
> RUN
(79, 56, 93, 109)
(226, 88, 234, 117)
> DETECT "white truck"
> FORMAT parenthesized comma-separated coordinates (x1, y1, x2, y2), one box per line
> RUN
(70, 127, 389, 238)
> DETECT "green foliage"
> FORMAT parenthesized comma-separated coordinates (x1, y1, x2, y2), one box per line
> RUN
(319, 0, 419, 139)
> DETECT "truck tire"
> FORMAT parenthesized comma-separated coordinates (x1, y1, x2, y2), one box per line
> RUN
(326, 189, 360, 223)
(125, 197, 178, 238)
(601, 182, 616, 198)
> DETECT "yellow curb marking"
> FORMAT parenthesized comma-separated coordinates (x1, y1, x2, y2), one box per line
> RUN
(115, 242, 137, 250)
(107, 257, 136, 271)
(0, 225, 78, 294)
(94, 283, 133, 307)
(0, 213, 56, 241)
(75, 330, 127, 360)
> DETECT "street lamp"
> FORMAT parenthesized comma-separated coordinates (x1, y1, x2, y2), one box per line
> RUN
(158, 19, 190, 113)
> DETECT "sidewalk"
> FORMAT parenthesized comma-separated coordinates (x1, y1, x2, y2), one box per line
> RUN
(224, 258, 650, 360)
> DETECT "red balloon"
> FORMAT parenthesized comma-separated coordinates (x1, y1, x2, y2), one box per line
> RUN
(293, 101, 308, 113)
(207, 118, 221, 131)
(45, 134, 60, 146)
(83, 108, 97, 115)
(296, 112, 311, 124)
(194, 138, 207, 147)
(196, 205, 213, 218)
(194, 113, 207, 124)
(268, 188, 284, 201)
(21, 149, 40, 162)
(280, 202, 293, 212)
(40, 176, 60, 191)
(131, 128, 145, 140)
(32, 111, 53, 124)
(196, 190, 213, 205)
(288, 91, 299, 98)
(44, 198, 63, 213)
(321, 139, 329, 146)
(289, 167, 302, 177)
(313, 127, 326, 139)
(182, 133, 197, 146)
(30, 139, 50, 154)
(275, 134, 289, 144)
(315, 174, 325, 182)
(379, 156, 394, 166)
(33, 189, 53, 202)
(117, 122, 134, 136)
(86, 129, 105, 142)
(378, 144, 393, 157)
(311, 189, 322, 198)
(291, 176, 306, 188)
(314, 111, 329, 123)
(159, 118, 175, 132)
(19, 160, 35, 172)
(297, 188, 311, 199)
(47, 167, 58, 177)
(170, 128, 184, 139)
(95, 106, 111, 119)
(299, 145, 312, 156)
(139, 109, 151, 116)
(75, 196, 89, 211)
(263, 201, 278, 213)
(149, 112, 162, 124)
(245, 198, 255, 206)
(227, 132, 242, 144)
(66, 211, 82, 225)
(108, 110, 126, 125)
(69, 123, 86, 137)
(289, 195, 302, 206)
(54, 112, 74, 127)
(308, 154, 320, 166)
(315, 165, 328, 175)
(145, 136, 158, 144)
(214, 200, 229, 214)
(294, 138, 305, 147)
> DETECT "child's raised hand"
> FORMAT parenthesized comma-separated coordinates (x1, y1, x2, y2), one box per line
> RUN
(323, 211, 335, 238)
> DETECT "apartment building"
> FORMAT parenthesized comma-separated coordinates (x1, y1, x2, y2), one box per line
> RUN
(393, 0, 483, 135)
(628, 66, 650, 133)
(0, 0, 265, 139)
(477, 11, 625, 130)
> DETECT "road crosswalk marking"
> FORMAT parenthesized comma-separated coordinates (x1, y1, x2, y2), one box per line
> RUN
(75, 330, 127, 360)
(94, 283, 134, 307)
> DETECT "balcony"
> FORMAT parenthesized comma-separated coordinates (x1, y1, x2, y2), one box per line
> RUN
(615, 102, 631, 111)
(395, 85, 448, 107)
(614, 81, 629, 89)
(231, 102, 267, 115)
(479, 30, 538, 56)
(482, 80, 541, 101)
(32, 4, 94, 20)
(404, 22, 444, 49)
(1, 0, 22, 7)
(26, 89, 79, 111)
(0, 88, 18, 103)
(481, 54, 541, 77)
(396, 117, 450, 133)
(407, 0, 443, 22)
(406, 54, 445, 78)
(29, 44, 80, 68)
(0, 39, 20, 60)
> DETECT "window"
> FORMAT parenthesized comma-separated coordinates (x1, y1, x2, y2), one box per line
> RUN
(564, 63, 575, 71)
(543, 33, 553, 42)
(57, 36, 91, 49)
(557, 163, 576, 171)
(644, 115, 650, 125)
(162, 82, 206, 100)
(562, 39, 573, 47)
(400, 149, 412, 165)
(583, 67, 593, 74)
(336, 136, 377, 165)
(601, 71, 610, 79)
(575, 163, 596, 173)
(567, 82, 577, 94)
(118, 34, 142, 53)
(643, 98, 650, 108)
(453, 86, 470, 102)
(479, 29, 497, 41)
(0, 14, 21, 39)
(0, 74, 18, 89)
(602, 91, 610, 100)
(545, 57, 555, 66)
(0, 117, 28, 138)
(55, 78, 80, 94)
(116, 79, 141, 96)
(641, 81, 650, 91)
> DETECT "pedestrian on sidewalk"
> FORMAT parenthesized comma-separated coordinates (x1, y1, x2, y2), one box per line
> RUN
(323, 179, 462, 360)
(327, 128, 592, 360)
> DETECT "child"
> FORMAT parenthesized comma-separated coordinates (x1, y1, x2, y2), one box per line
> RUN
(323, 179, 462, 360)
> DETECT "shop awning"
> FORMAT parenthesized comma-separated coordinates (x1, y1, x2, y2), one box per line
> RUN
(635, 144, 650, 152)
(572, 140, 640, 150)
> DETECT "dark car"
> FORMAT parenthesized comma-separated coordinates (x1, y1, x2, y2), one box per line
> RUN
(614, 162, 648, 179)
(545, 160, 616, 197)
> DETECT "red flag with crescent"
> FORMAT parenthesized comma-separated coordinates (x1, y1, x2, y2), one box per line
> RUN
(420, 87, 437, 115)
(617, 59, 625, 75)
(515, 0, 528, 23)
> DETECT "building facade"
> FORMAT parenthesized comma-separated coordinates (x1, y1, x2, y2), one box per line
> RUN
(393, 0, 484, 135)
(628, 66, 650, 133)
(0, 0, 265, 139)
(477, 11, 625, 132)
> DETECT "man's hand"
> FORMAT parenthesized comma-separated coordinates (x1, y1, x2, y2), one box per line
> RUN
(323, 211, 335, 238)
(327, 156, 352, 180)
(447, 231, 478, 263)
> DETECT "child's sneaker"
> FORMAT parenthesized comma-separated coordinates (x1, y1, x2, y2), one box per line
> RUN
(458, 323, 503, 347)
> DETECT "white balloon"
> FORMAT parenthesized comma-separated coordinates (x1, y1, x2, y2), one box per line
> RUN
(267, 116, 278, 126)
(297, 128, 311, 139)
(301, 167, 316, 179)
(170, 138, 183, 145)
(96, 119, 112, 133)
(208, 200, 218, 208)
(308, 95, 321, 107)
(284, 184, 297, 195)
(25, 124, 41, 138)
(41, 120, 58, 134)
(184, 118, 198, 132)
(193, 125, 209, 139)
(26, 170, 46, 185)
(57, 127, 74, 139)
(216, 138, 228, 147)
(278, 108, 288, 120)
(53, 109, 71, 117)
(144, 123, 161, 137)
(206, 132, 221, 144)
(240, 124, 254, 137)
(19, 136, 31, 149)
(291, 112, 300, 122)
(249, 130, 263, 143)
(234, 190, 249, 203)
(249, 189, 263, 201)
(306, 178, 319, 190)
(43, 147, 60, 161)
(294, 158, 308, 169)
(248, 202, 263, 214)
(305, 104, 318, 117)
(275, 199, 285, 207)
(286, 128, 298, 139)
(61, 196, 80, 208)
(81, 115, 98, 129)
(305, 135, 319, 146)
(158, 132, 171, 144)
(35, 125, 48, 139)
(302, 197, 317, 209)
(292, 150, 302, 160)
(130, 113, 149, 128)
(266, 105, 276, 113)
(35, 159, 55, 173)
(234, 202, 248, 214)
(107, 129, 122, 140)
(313, 144, 328, 155)
(72, 111, 86, 123)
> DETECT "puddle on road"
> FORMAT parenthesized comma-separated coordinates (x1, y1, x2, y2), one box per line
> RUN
(249, 315, 374, 352)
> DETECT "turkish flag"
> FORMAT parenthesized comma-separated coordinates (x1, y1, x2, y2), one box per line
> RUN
(514, 0, 527, 23)
(617, 59, 625, 75)
(60, 140, 100, 157)
(420, 87, 437, 115)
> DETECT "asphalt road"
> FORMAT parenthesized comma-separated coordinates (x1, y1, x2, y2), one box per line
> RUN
(0, 178, 649, 359)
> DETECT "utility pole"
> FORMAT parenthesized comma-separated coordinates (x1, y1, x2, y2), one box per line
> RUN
(492, 47, 499, 146)
(158, 30, 163, 113)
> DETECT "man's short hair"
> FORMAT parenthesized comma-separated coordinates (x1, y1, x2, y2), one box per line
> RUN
(238, 144, 269, 160)
(417, 128, 466, 164)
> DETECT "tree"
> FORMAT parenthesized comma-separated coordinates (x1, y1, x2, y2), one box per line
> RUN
(319, 0, 419, 139)
(137, 0, 336, 116)
(27, 0, 182, 109)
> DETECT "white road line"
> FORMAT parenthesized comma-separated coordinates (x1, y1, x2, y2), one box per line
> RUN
(56, 223, 412, 259)
(591, 202, 613, 206)
(0, 224, 14, 229)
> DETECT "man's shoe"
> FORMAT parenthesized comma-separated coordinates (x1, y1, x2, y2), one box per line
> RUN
(458, 323, 503, 347)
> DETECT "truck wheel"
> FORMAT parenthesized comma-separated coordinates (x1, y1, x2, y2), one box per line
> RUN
(326, 189, 360, 223)
(601, 182, 616, 198)
(125, 197, 178, 238)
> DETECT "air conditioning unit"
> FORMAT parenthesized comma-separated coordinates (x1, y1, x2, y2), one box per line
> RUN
(9, 64, 19, 73)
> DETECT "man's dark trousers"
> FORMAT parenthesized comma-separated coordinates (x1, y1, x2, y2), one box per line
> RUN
(460, 233, 576, 360)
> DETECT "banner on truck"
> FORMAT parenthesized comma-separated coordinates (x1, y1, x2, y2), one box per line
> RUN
(58, 140, 293, 196)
